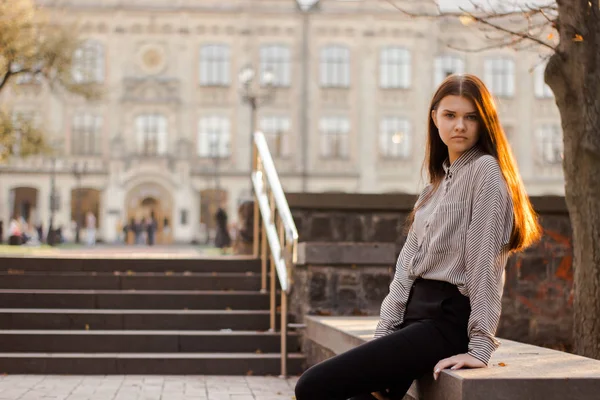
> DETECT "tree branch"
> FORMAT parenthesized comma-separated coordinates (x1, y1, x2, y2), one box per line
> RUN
(384, 0, 558, 53)
(0, 70, 11, 92)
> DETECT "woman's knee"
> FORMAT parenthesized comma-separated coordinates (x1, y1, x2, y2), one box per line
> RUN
(294, 364, 328, 400)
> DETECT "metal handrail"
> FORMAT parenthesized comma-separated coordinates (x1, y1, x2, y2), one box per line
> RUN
(251, 131, 299, 378)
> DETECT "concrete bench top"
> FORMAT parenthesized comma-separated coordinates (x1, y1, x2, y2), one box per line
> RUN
(305, 316, 600, 400)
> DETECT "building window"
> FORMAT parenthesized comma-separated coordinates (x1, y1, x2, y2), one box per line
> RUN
(135, 114, 168, 156)
(72, 113, 102, 156)
(379, 117, 411, 159)
(434, 54, 465, 86)
(260, 116, 290, 158)
(10, 111, 37, 156)
(198, 116, 231, 158)
(484, 57, 515, 97)
(260, 45, 291, 87)
(380, 47, 411, 89)
(320, 45, 350, 88)
(534, 62, 553, 98)
(11, 62, 43, 85)
(72, 40, 105, 84)
(199, 44, 230, 86)
(537, 124, 563, 164)
(319, 116, 349, 159)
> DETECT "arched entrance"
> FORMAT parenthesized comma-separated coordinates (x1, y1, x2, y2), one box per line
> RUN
(9, 187, 38, 225)
(199, 189, 227, 245)
(125, 183, 173, 245)
(70, 188, 101, 228)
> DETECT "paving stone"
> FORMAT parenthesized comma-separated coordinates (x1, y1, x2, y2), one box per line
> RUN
(0, 376, 296, 400)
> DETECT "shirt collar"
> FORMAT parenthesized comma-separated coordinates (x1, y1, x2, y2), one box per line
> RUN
(442, 146, 485, 175)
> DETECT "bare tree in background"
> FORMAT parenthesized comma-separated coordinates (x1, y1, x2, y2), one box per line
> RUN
(386, 0, 599, 360)
(0, 0, 100, 160)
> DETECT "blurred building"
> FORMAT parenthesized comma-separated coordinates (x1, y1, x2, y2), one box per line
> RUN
(0, 0, 564, 243)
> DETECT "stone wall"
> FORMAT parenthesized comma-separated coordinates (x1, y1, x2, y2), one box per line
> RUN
(288, 193, 574, 352)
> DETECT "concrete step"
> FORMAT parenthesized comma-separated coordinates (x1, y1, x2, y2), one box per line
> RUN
(0, 289, 276, 309)
(0, 309, 287, 330)
(0, 330, 301, 354)
(0, 272, 261, 291)
(0, 352, 305, 375)
(0, 257, 261, 274)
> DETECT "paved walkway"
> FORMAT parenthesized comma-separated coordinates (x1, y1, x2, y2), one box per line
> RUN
(0, 375, 298, 400)
(0, 244, 239, 259)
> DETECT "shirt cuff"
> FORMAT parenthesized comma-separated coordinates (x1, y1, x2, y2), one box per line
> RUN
(374, 321, 395, 338)
(467, 334, 499, 366)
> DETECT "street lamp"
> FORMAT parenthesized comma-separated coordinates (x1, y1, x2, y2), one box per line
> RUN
(238, 64, 275, 194)
(47, 140, 62, 246)
(72, 161, 87, 244)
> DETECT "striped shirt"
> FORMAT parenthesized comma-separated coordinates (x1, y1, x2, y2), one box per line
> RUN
(374, 146, 514, 365)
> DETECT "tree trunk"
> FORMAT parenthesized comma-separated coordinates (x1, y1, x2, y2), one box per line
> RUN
(546, 0, 600, 360)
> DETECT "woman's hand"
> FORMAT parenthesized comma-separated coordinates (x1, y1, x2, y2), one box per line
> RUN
(371, 391, 390, 400)
(433, 353, 486, 380)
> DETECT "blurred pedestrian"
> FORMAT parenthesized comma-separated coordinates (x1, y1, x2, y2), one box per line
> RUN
(214, 207, 231, 254)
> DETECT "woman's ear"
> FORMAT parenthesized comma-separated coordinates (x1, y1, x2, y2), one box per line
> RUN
(431, 109, 438, 129)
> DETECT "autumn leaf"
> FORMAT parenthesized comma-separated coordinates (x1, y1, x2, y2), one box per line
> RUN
(126, 270, 134, 275)
(547, 33, 554, 40)
(165, 271, 173, 276)
(498, 362, 507, 367)
(459, 15, 475, 26)
(225, 307, 232, 311)
(573, 34, 584, 42)
(7, 269, 24, 275)
(84, 324, 89, 330)
(246, 370, 254, 376)
(255, 349, 263, 354)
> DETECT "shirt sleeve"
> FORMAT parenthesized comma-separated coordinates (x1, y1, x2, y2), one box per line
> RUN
(374, 186, 430, 338)
(464, 158, 514, 365)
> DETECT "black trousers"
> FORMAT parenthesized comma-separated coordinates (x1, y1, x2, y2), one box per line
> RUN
(295, 278, 471, 400)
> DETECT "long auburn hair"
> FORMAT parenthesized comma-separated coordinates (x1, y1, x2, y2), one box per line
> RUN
(408, 74, 541, 252)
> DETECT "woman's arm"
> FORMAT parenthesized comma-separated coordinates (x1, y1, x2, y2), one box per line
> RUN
(374, 186, 430, 338)
(374, 225, 418, 337)
(464, 157, 514, 365)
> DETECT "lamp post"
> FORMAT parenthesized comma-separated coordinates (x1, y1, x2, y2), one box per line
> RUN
(47, 140, 62, 246)
(72, 161, 87, 244)
(238, 64, 275, 195)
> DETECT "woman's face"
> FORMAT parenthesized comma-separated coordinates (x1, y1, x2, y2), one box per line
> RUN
(432, 95, 481, 164)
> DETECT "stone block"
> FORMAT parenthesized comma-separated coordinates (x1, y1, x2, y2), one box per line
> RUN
(296, 242, 396, 265)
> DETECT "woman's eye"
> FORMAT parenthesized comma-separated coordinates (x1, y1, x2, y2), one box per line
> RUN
(445, 113, 454, 118)
(467, 115, 478, 120)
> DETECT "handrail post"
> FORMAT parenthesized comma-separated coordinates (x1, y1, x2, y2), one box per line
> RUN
(260, 218, 268, 293)
(270, 253, 276, 332)
(280, 290, 288, 378)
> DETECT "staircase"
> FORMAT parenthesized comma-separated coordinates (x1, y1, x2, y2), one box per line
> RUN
(0, 256, 305, 375)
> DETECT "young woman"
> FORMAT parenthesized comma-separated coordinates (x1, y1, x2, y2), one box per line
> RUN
(294, 74, 541, 400)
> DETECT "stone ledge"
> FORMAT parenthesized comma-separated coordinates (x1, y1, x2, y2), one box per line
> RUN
(296, 242, 396, 266)
(305, 316, 600, 400)
(287, 193, 567, 214)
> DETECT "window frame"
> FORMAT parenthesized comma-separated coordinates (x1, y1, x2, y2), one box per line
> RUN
(197, 116, 231, 159)
(378, 117, 412, 160)
(319, 45, 350, 88)
(71, 113, 103, 156)
(319, 116, 350, 159)
(72, 40, 105, 84)
(199, 44, 231, 87)
(135, 113, 168, 156)
(484, 57, 516, 97)
(379, 47, 412, 89)
(259, 44, 291, 87)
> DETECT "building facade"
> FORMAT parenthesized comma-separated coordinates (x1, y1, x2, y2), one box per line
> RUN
(0, 0, 564, 243)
